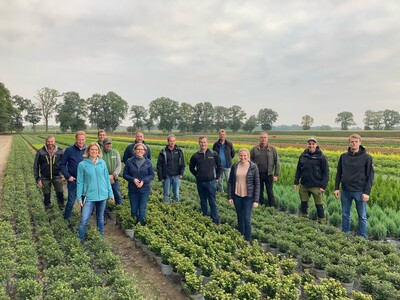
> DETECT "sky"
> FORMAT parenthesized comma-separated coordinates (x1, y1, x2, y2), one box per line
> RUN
(1, 0, 400, 127)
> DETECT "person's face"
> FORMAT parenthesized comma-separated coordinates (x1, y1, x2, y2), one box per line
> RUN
(89, 146, 99, 159)
(168, 137, 176, 148)
(98, 132, 106, 142)
(136, 132, 144, 143)
(239, 151, 249, 163)
(46, 138, 55, 149)
(199, 138, 208, 151)
(307, 141, 317, 153)
(260, 134, 268, 146)
(219, 132, 226, 141)
(76, 134, 86, 148)
(135, 146, 146, 158)
(349, 138, 361, 152)
(104, 143, 112, 151)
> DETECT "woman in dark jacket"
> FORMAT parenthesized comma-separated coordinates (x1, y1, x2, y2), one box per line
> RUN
(227, 148, 260, 241)
(123, 143, 154, 225)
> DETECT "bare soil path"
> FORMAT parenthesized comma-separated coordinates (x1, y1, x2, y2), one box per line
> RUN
(0, 136, 13, 207)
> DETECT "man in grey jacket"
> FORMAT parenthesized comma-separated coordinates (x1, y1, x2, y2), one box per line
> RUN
(250, 132, 280, 207)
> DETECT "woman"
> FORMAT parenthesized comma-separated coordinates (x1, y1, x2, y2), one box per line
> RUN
(77, 142, 114, 241)
(123, 143, 154, 225)
(227, 148, 260, 241)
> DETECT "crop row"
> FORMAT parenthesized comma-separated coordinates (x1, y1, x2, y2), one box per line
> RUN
(0, 136, 143, 299)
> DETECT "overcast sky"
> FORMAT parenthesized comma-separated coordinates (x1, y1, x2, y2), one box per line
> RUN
(1, 0, 399, 127)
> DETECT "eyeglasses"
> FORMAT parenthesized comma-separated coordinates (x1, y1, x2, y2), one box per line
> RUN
(136, 148, 145, 151)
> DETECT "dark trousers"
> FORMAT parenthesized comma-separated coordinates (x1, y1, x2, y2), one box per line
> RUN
(259, 173, 275, 207)
(196, 179, 219, 224)
(233, 194, 254, 241)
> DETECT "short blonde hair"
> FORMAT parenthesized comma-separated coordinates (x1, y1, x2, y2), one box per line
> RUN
(75, 131, 86, 138)
(83, 142, 102, 158)
(348, 134, 362, 142)
(219, 129, 226, 134)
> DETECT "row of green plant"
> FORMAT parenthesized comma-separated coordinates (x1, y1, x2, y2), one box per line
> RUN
(0, 136, 144, 299)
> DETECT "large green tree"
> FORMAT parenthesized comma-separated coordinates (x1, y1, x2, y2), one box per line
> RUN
(301, 115, 314, 130)
(213, 106, 229, 132)
(0, 83, 13, 133)
(129, 105, 147, 132)
(228, 105, 246, 132)
(258, 108, 278, 131)
(177, 102, 194, 133)
(10, 95, 30, 133)
(363, 110, 383, 130)
(56, 91, 87, 132)
(383, 109, 400, 130)
(335, 111, 356, 130)
(149, 97, 180, 132)
(242, 115, 258, 132)
(35, 87, 59, 132)
(88, 92, 128, 132)
(24, 100, 42, 133)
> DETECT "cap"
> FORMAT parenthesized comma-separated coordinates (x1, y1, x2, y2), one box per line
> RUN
(307, 137, 317, 143)
(103, 138, 112, 144)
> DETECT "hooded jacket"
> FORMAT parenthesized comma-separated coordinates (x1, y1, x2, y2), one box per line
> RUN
(294, 146, 329, 189)
(335, 145, 374, 195)
(33, 145, 64, 182)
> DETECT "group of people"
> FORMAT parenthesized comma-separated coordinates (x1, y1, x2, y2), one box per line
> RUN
(33, 130, 374, 242)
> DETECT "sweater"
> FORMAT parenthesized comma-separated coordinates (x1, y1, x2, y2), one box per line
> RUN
(59, 144, 86, 179)
(76, 158, 114, 202)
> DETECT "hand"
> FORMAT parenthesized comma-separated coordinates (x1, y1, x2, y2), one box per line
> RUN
(108, 198, 115, 203)
(134, 178, 140, 186)
(334, 190, 340, 198)
(320, 188, 325, 193)
(253, 202, 259, 208)
(161, 179, 164, 183)
(68, 176, 76, 182)
(228, 199, 234, 205)
(137, 181, 144, 188)
(179, 175, 183, 179)
(293, 185, 298, 190)
(109, 175, 115, 184)
(273, 176, 278, 182)
(37, 180, 43, 189)
(362, 193, 369, 202)
(78, 201, 84, 208)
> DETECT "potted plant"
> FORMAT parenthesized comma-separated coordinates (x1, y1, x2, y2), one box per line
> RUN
(232, 282, 261, 299)
(121, 217, 135, 239)
(326, 264, 356, 295)
(313, 254, 329, 279)
(183, 272, 204, 300)
(300, 249, 313, 271)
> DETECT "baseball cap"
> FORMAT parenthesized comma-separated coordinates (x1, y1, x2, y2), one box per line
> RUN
(103, 138, 112, 144)
(307, 137, 317, 143)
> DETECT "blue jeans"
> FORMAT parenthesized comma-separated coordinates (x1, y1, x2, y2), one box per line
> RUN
(196, 180, 219, 224)
(128, 191, 150, 225)
(78, 200, 106, 241)
(64, 180, 77, 220)
(341, 190, 368, 238)
(217, 168, 230, 193)
(233, 195, 254, 241)
(104, 179, 123, 219)
(163, 175, 181, 202)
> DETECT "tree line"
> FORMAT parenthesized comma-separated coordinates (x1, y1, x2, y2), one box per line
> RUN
(1, 82, 399, 133)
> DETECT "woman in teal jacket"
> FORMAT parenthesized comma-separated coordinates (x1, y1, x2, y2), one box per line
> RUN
(77, 142, 114, 241)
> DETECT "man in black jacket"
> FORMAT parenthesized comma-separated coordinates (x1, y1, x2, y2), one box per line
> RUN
(156, 134, 185, 202)
(294, 137, 329, 223)
(334, 134, 374, 238)
(190, 136, 223, 224)
(33, 136, 65, 209)
(212, 129, 235, 193)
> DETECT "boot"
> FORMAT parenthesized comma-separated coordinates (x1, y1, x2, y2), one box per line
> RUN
(300, 201, 308, 217)
(44, 194, 51, 209)
(316, 204, 326, 224)
(56, 192, 65, 210)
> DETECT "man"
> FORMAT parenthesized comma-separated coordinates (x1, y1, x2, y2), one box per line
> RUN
(212, 129, 235, 193)
(189, 136, 222, 224)
(156, 134, 185, 202)
(250, 132, 280, 207)
(60, 131, 86, 220)
(122, 130, 151, 163)
(334, 134, 374, 238)
(294, 137, 329, 223)
(102, 138, 123, 222)
(97, 130, 107, 149)
(33, 136, 65, 210)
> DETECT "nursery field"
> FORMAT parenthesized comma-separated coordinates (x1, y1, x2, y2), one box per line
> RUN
(1, 133, 400, 299)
